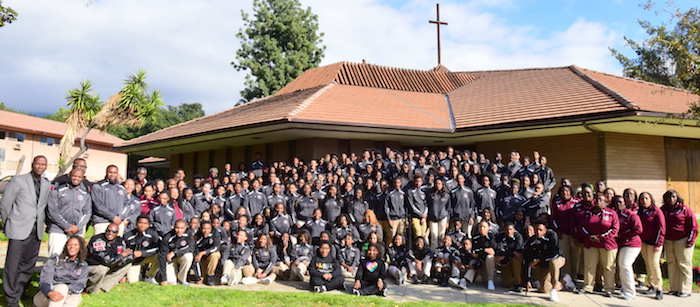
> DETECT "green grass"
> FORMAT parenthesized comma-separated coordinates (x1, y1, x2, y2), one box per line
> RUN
(81, 283, 525, 307)
(0, 226, 94, 242)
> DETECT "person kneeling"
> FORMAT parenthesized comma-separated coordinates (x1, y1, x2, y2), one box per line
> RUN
(352, 244, 387, 296)
(523, 221, 566, 302)
(124, 216, 160, 284)
(34, 236, 89, 307)
(221, 230, 254, 285)
(309, 241, 345, 293)
(86, 223, 132, 293)
(159, 219, 194, 286)
(192, 221, 221, 285)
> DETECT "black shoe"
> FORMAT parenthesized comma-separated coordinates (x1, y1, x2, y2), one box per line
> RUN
(676, 292, 691, 298)
(655, 289, 663, 300)
(668, 291, 679, 296)
(571, 288, 581, 294)
(205, 275, 217, 286)
(510, 286, 524, 293)
(594, 285, 603, 292)
(603, 291, 612, 298)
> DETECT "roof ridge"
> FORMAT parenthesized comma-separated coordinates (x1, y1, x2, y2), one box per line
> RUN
(573, 65, 698, 95)
(568, 65, 640, 111)
(288, 83, 335, 119)
(455, 66, 572, 74)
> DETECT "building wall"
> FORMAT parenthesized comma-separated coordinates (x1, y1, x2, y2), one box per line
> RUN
(0, 133, 126, 181)
(475, 133, 602, 188)
(604, 133, 667, 200)
(665, 137, 700, 213)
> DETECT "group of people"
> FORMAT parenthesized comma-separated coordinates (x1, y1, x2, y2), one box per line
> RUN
(0, 147, 697, 307)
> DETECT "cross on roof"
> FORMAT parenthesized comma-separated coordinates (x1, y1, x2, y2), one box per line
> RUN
(429, 3, 448, 66)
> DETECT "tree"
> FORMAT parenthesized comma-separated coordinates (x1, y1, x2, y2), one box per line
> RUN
(610, 6, 699, 117)
(232, 0, 325, 101)
(107, 103, 205, 140)
(0, 0, 17, 28)
(56, 71, 162, 176)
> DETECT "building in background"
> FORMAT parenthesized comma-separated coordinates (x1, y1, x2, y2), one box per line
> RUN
(0, 110, 126, 180)
(117, 62, 700, 212)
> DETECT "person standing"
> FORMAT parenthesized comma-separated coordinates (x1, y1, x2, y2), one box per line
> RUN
(661, 189, 697, 297)
(638, 192, 665, 300)
(91, 165, 127, 235)
(1, 155, 50, 307)
(384, 178, 407, 243)
(580, 192, 619, 297)
(46, 168, 92, 257)
(613, 196, 642, 300)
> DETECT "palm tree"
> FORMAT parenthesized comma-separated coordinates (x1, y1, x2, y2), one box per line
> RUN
(56, 70, 162, 177)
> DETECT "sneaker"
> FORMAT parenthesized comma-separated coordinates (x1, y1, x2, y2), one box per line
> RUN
(260, 278, 271, 285)
(550, 289, 560, 302)
(314, 286, 322, 293)
(145, 277, 158, 285)
(458, 278, 468, 290)
(563, 274, 576, 290)
(399, 273, 406, 286)
(321, 286, 327, 293)
(180, 281, 190, 287)
(603, 291, 612, 298)
(352, 288, 361, 296)
(380, 288, 388, 297)
(220, 275, 229, 285)
(677, 292, 691, 298)
(487, 280, 495, 291)
(622, 293, 633, 300)
(411, 275, 418, 284)
(448, 278, 460, 288)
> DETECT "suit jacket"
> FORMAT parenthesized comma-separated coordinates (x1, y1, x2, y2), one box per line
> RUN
(1, 173, 50, 240)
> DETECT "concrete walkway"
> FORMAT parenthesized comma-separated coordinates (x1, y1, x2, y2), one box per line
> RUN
(2, 241, 698, 307)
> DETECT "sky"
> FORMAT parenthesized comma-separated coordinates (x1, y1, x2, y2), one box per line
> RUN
(0, 0, 696, 115)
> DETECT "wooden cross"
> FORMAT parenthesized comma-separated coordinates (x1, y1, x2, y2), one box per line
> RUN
(429, 3, 448, 65)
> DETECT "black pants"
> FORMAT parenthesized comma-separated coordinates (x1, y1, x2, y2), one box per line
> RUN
(3, 228, 41, 307)
(357, 280, 384, 296)
(310, 274, 344, 290)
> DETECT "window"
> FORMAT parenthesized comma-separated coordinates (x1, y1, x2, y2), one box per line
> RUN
(8, 132, 25, 142)
(0, 131, 5, 139)
(40, 136, 58, 146)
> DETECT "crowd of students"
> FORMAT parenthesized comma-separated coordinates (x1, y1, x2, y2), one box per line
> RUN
(6, 146, 698, 307)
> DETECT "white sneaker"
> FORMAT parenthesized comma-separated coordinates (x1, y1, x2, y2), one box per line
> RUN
(352, 288, 361, 296)
(458, 278, 468, 290)
(550, 289, 560, 302)
(145, 277, 158, 285)
(314, 286, 322, 293)
(320, 286, 327, 293)
(487, 280, 495, 291)
(180, 281, 190, 287)
(220, 275, 229, 285)
(448, 278, 460, 288)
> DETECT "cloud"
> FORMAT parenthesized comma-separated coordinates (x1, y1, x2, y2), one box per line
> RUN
(0, 0, 621, 116)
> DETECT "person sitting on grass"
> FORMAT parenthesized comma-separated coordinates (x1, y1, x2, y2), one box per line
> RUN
(221, 230, 254, 285)
(159, 219, 194, 286)
(338, 234, 361, 278)
(407, 236, 432, 283)
(386, 233, 409, 285)
(250, 234, 279, 285)
(352, 243, 387, 296)
(86, 222, 133, 293)
(33, 235, 89, 307)
(309, 241, 345, 293)
(192, 221, 221, 286)
(290, 230, 314, 281)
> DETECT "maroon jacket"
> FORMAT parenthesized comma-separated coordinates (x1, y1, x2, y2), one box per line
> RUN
(580, 207, 619, 250)
(572, 201, 593, 242)
(552, 197, 578, 236)
(616, 208, 642, 248)
(638, 205, 665, 247)
(661, 202, 698, 247)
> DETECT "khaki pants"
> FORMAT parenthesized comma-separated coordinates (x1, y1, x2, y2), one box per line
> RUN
(640, 243, 663, 289)
(499, 255, 523, 288)
(93, 223, 125, 236)
(166, 253, 193, 284)
(127, 255, 160, 283)
(201, 252, 221, 277)
(387, 219, 406, 243)
(222, 260, 255, 285)
(33, 284, 82, 307)
(410, 217, 428, 241)
(87, 264, 131, 293)
(379, 220, 392, 244)
(428, 218, 449, 249)
(583, 247, 616, 292)
(533, 256, 565, 294)
(664, 238, 694, 293)
(558, 234, 578, 277)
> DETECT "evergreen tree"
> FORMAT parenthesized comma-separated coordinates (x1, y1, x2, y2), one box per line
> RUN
(232, 0, 325, 101)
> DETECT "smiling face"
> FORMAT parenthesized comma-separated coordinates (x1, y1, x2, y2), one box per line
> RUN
(66, 237, 81, 258)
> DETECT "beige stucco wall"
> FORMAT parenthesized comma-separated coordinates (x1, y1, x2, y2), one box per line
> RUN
(0, 134, 126, 181)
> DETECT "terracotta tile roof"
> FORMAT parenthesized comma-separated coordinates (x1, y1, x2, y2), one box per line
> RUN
(448, 67, 629, 128)
(0, 109, 123, 146)
(291, 84, 451, 131)
(118, 62, 698, 149)
(276, 62, 477, 95)
(575, 67, 698, 114)
(119, 86, 326, 147)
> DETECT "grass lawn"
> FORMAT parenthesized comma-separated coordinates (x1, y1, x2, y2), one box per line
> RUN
(81, 283, 528, 307)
